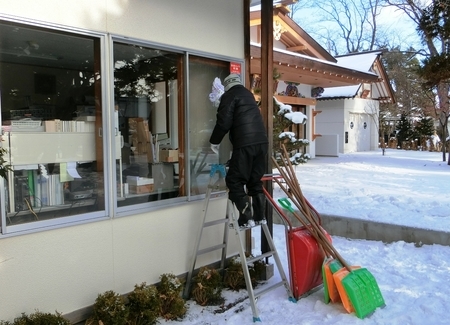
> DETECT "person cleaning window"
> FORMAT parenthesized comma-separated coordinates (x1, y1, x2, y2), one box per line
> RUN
(210, 74, 268, 228)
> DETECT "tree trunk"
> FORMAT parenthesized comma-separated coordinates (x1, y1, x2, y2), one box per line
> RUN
(437, 83, 449, 162)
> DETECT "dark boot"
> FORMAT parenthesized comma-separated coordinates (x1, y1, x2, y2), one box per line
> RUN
(252, 193, 266, 224)
(233, 195, 254, 227)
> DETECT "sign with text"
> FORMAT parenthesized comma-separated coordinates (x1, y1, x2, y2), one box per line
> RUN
(230, 62, 241, 75)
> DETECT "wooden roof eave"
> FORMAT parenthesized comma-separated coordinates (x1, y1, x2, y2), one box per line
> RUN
(273, 11, 336, 62)
(250, 45, 380, 85)
(374, 58, 396, 104)
(250, 7, 336, 62)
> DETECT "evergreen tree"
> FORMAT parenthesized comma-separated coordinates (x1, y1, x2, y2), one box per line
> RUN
(380, 47, 435, 120)
(388, 0, 450, 161)
(416, 0, 450, 163)
(415, 116, 435, 148)
(272, 97, 310, 165)
(396, 112, 413, 148)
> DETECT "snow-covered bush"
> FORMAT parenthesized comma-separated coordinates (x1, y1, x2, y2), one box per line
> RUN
(272, 97, 310, 165)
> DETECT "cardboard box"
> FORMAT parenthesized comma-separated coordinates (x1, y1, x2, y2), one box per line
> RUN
(159, 149, 178, 162)
(126, 176, 154, 186)
(129, 184, 154, 194)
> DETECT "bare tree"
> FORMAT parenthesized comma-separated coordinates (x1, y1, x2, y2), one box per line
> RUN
(364, 99, 386, 154)
(386, 0, 450, 163)
(291, 0, 384, 55)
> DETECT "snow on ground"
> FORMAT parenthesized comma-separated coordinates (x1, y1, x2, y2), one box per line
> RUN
(165, 149, 450, 325)
(288, 149, 450, 232)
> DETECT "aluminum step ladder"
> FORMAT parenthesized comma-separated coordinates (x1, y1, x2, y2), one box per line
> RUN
(184, 164, 295, 322)
(227, 199, 296, 322)
(183, 164, 230, 299)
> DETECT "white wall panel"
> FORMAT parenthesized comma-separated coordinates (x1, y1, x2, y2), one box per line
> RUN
(0, 0, 244, 321)
(0, 0, 244, 59)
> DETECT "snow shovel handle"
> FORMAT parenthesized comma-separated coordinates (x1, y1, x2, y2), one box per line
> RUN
(273, 148, 352, 271)
(278, 197, 332, 257)
(278, 186, 351, 271)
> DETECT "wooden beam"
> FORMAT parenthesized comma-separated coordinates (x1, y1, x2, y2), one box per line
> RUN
(244, 0, 251, 89)
(244, 0, 252, 255)
(287, 45, 307, 52)
(260, 0, 273, 255)
(94, 38, 104, 210)
(250, 18, 261, 26)
(274, 95, 316, 106)
(251, 58, 369, 86)
(249, 46, 380, 83)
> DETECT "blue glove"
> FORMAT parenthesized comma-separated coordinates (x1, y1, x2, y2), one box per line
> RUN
(211, 144, 220, 154)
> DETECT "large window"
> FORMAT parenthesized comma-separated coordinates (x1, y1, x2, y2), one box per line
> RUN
(113, 42, 182, 208)
(0, 21, 105, 230)
(188, 56, 232, 196)
(0, 19, 245, 234)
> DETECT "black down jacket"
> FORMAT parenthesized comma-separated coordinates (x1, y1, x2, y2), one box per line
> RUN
(209, 85, 268, 149)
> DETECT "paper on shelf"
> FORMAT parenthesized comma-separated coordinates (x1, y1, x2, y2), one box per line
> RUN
(60, 163, 74, 181)
(66, 162, 82, 179)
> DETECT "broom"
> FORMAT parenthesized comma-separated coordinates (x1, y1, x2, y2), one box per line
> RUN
(277, 197, 342, 304)
(271, 154, 351, 308)
(273, 146, 385, 318)
(272, 145, 385, 319)
(273, 157, 346, 306)
(272, 161, 344, 306)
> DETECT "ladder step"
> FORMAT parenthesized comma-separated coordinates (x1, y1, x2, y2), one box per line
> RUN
(197, 243, 226, 255)
(185, 169, 294, 322)
(246, 251, 275, 264)
(229, 223, 266, 231)
(254, 281, 287, 298)
(204, 218, 228, 227)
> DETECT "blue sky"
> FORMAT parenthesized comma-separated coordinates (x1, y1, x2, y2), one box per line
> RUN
(290, 4, 422, 55)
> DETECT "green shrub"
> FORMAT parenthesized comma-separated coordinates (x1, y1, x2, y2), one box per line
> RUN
(224, 257, 247, 291)
(2, 311, 72, 325)
(224, 255, 262, 291)
(250, 258, 267, 282)
(0, 272, 194, 325)
(127, 282, 160, 325)
(157, 273, 187, 320)
(87, 290, 129, 325)
(191, 266, 224, 306)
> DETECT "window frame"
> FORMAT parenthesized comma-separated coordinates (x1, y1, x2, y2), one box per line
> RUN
(0, 17, 110, 236)
(110, 36, 188, 217)
(0, 16, 246, 235)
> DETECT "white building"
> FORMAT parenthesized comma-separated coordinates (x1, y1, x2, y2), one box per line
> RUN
(248, 5, 381, 158)
(0, 1, 248, 322)
(315, 51, 395, 155)
(0, 1, 387, 323)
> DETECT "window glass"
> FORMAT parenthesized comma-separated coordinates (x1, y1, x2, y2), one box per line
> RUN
(113, 42, 182, 207)
(188, 56, 231, 195)
(0, 21, 104, 228)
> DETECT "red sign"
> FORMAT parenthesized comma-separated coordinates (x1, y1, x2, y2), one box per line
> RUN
(230, 62, 241, 75)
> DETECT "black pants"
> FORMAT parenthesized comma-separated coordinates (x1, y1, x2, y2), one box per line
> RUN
(226, 143, 268, 202)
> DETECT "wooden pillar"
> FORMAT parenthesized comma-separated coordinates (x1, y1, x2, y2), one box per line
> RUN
(244, 0, 251, 89)
(244, 0, 252, 253)
(260, 0, 274, 254)
(94, 39, 104, 210)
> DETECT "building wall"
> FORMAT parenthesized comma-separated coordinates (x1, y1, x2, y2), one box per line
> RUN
(316, 98, 379, 154)
(344, 98, 379, 152)
(0, 0, 243, 322)
(1, 0, 244, 59)
(315, 99, 345, 153)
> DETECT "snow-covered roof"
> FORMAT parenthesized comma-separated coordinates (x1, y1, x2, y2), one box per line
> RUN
(335, 51, 381, 71)
(250, 0, 288, 11)
(320, 51, 382, 98)
(251, 42, 377, 76)
(319, 84, 361, 98)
